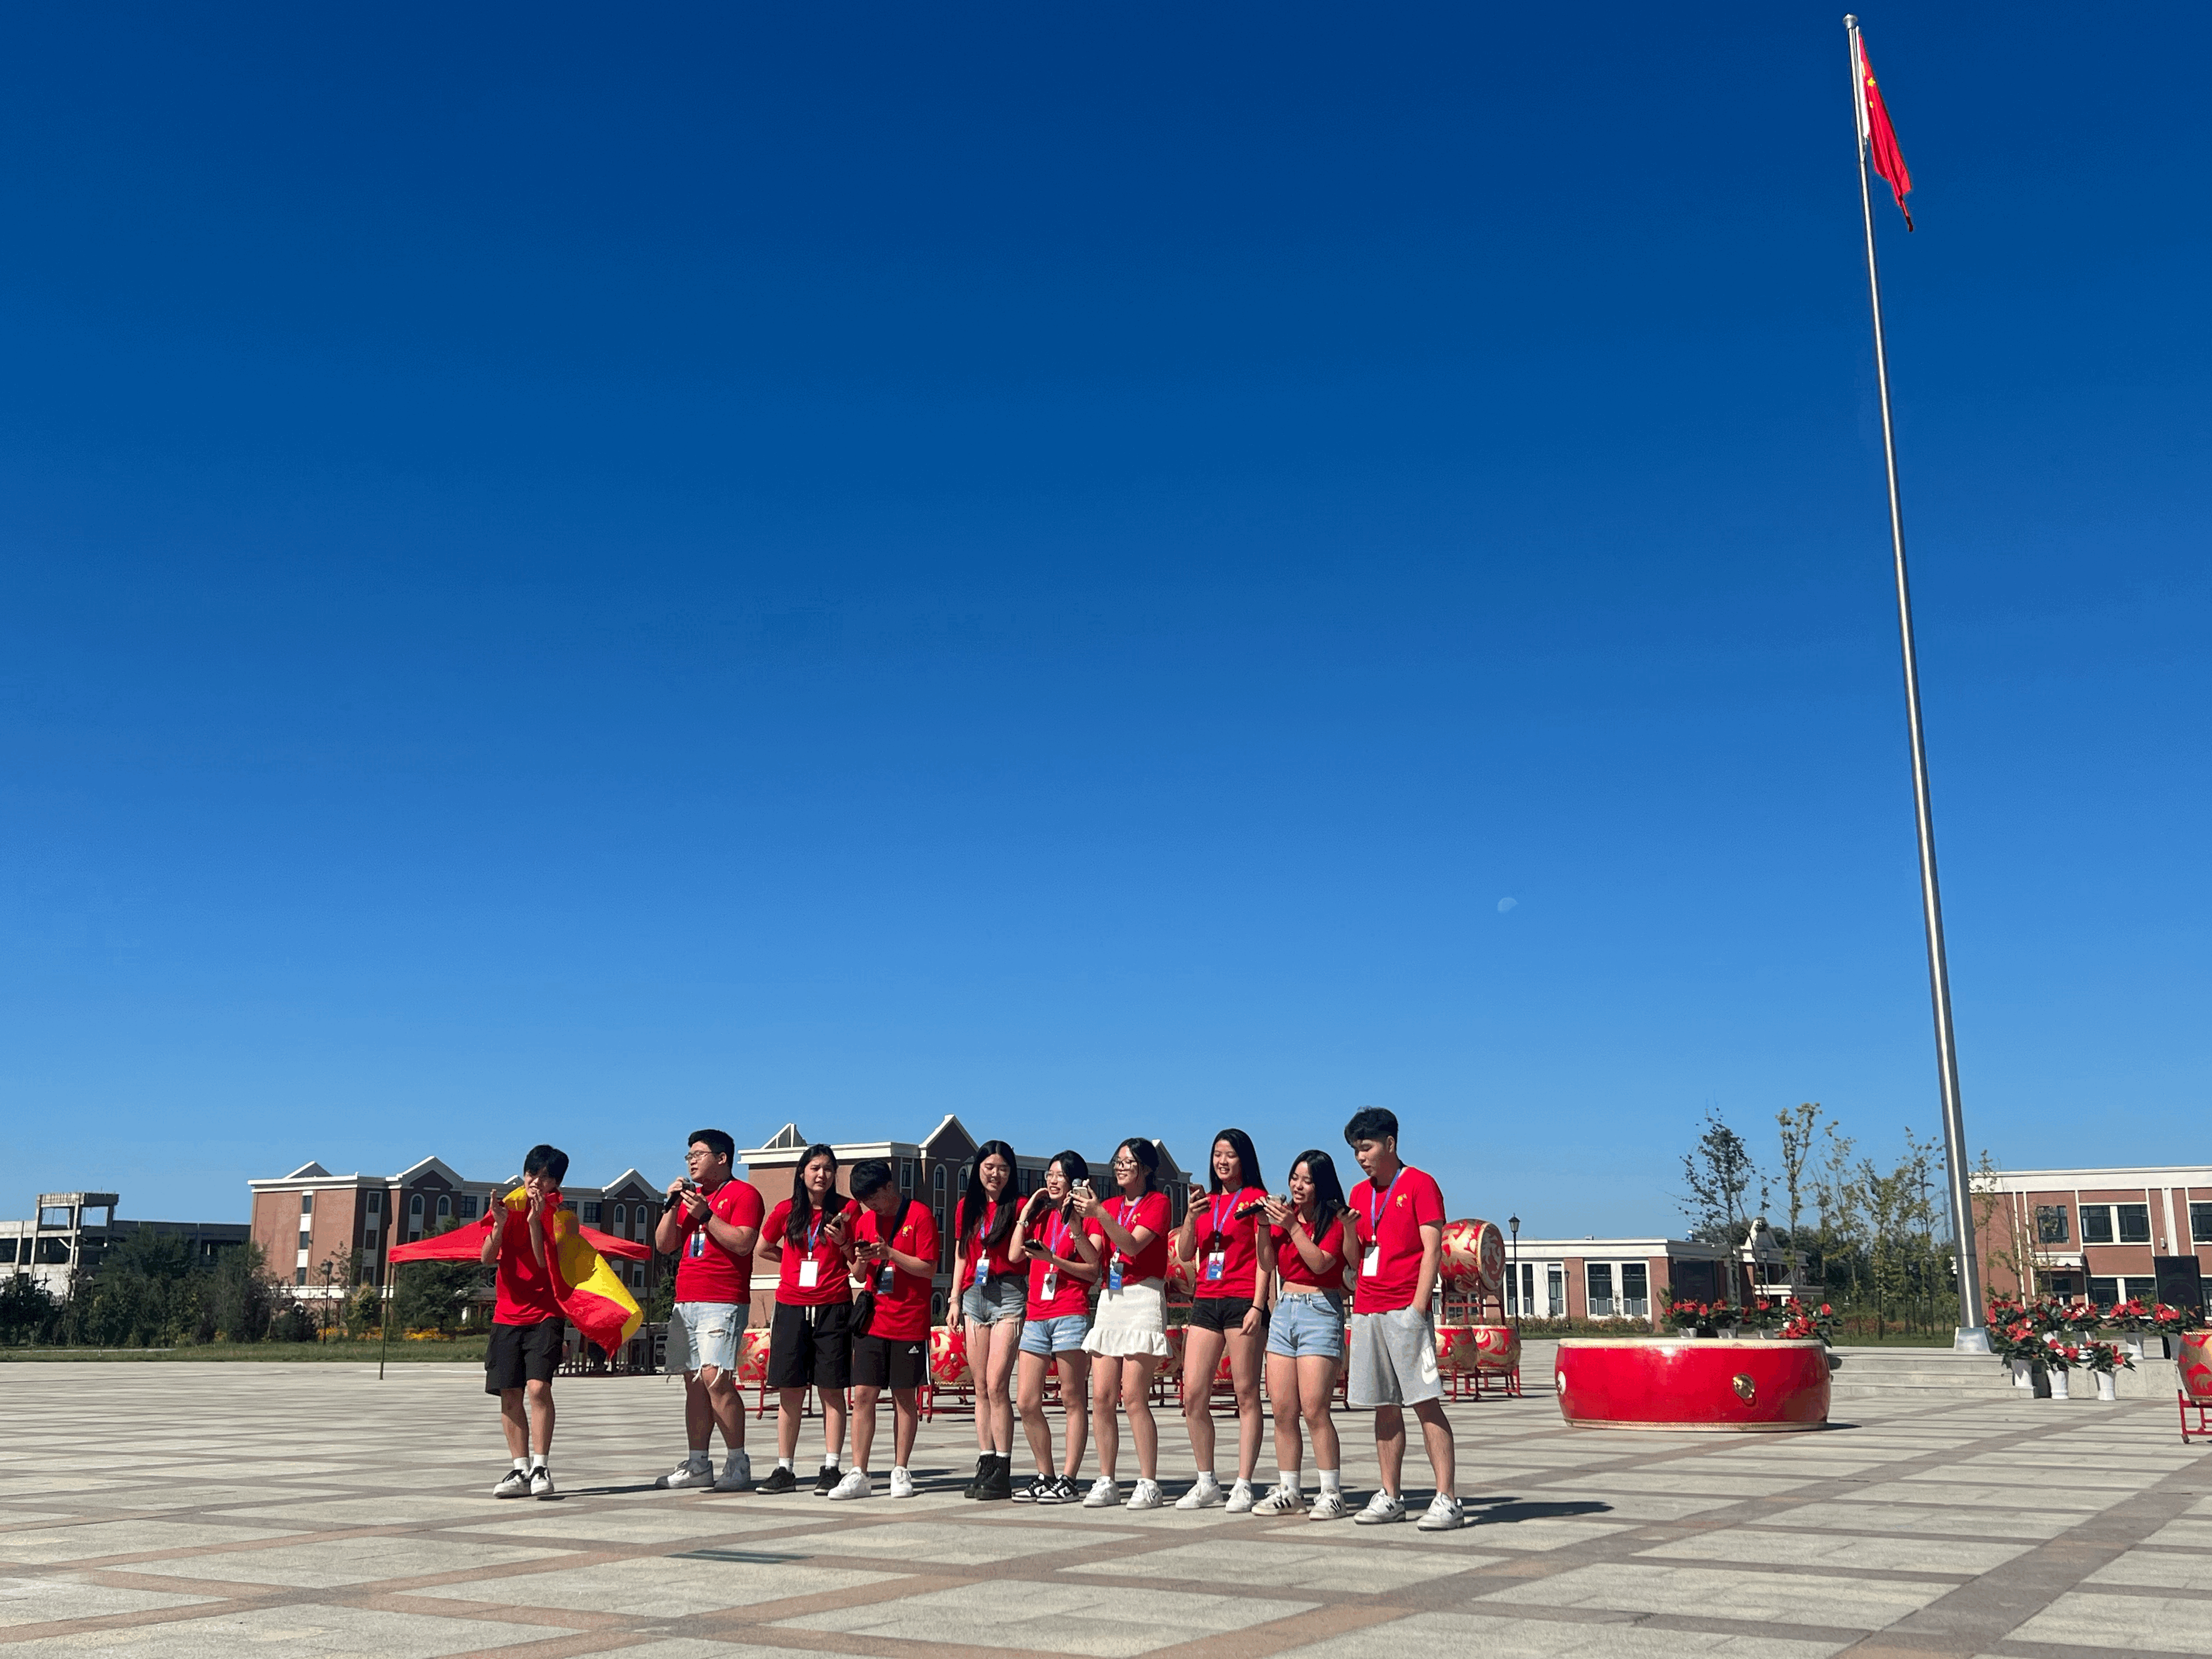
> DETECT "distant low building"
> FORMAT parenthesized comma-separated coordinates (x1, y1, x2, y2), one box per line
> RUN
(1500, 1227, 1806, 1329)
(0, 1192, 249, 1299)
(1973, 1164, 2211, 1311)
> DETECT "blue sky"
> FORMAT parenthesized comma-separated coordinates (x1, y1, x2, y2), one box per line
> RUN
(1, 4, 2203, 1234)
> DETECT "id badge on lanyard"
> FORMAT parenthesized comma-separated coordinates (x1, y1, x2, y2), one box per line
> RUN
(799, 1215, 824, 1289)
(1040, 1214, 1064, 1301)
(974, 1201, 995, 1287)
(878, 1261, 896, 1294)
(1204, 1195, 1228, 1282)
(1361, 1170, 1397, 1277)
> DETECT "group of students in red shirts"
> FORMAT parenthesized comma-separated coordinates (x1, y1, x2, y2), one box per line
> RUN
(481, 1106, 1463, 1530)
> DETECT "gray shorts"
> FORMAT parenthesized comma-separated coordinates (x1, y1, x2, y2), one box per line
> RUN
(961, 1274, 1026, 1326)
(1346, 1307, 1442, 1408)
(666, 1301, 743, 1375)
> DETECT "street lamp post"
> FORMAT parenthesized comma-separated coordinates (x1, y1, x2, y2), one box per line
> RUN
(1508, 1215, 1521, 1335)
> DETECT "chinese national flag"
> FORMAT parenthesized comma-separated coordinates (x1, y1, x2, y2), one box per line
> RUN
(1857, 33, 1914, 230)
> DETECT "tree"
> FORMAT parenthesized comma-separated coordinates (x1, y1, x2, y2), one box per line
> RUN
(200, 1239, 280, 1343)
(392, 1218, 489, 1334)
(1775, 1102, 1826, 1251)
(0, 1274, 58, 1346)
(1678, 1107, 1761, 1254)
(1972, 1149, 2033, 1300)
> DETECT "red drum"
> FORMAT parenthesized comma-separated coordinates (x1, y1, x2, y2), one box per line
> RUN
(1556, 1338, 1829, 1431)
(1471, 1324, 1520, 1373)
(733, 1326, 772, 1387)
(2177, 1331, 2212, 1401)
(1165, 1231, 1201, 1293)
(1432, 1325, 1475, 1374)
(1438, 1220, 1505, 1293)
(929, 1325, 971, 1388)
(1158, 1326, 1184, 1378)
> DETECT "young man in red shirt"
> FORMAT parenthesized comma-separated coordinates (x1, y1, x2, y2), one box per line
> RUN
(1342, 1108, 1461, 1530)
(482, 1144, 569, 1500)
(832, 1158, 939, 1499)
(652, 1128, 765, 1493)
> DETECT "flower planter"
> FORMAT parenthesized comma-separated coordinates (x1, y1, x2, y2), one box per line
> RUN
(2008, 1357, 2033, 1389)
(2049, 1369, 2070, 1400)
(2095, 1372, 2117, 1402)
(2123, 1336, 2169, 1362)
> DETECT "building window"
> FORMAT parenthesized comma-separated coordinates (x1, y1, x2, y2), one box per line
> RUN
(436, 1195, 451, 1218)
(612, 1203, 627, 1230)
(294, 1267, 306, 1286)
(2192, 1203, 2212, 1245)
(1587, 1263, 1616, 1318)
(2117, 1204, 2152, 1245)
(458, 1195, 478, 1220)
(366, 1191, 381, 1215)
(582, 1202, 601, 1224)
(900, 1160, 914, 1197)
(297, 1231, 311, 1252)
(300, 1192, 314, 1215)
(1621, 1262, 1650, 1318)
(2034, 1205, 2070, 1244)
(2088, 1276, 2118, 1306)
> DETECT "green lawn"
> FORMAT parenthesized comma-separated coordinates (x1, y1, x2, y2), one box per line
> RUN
(0, 1339, 488, 1363)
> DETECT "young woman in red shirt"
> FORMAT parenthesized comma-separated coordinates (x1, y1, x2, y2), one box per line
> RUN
(1254, 1148, 1350, 1517)
(1075, 1136, 1174, 1509)
(754, 1144, 855, 1495)
(951, 1139, 1024, 1501)
(1172, 1127, 1274, 1511)
(1008, 1150, 1102, 1503)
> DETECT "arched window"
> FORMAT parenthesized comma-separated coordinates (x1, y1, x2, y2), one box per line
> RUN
(409, 1194, 424, 1216)
(612, 1203, 627, 1229)
(436, 1195, 451, 1218)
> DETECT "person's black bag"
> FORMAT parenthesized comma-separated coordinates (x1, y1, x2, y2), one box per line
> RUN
(850, 1286, 877, 1340)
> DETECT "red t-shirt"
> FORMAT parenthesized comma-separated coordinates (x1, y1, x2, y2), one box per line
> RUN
(761, 1198, 854, 1307)
(955, 1195, 1020, 1284)
(1024, 1205, 1092, 1319)
(850, 1198, 938, 1342)
(671, 1177, 765, 1305)
(491, 1201, 563, 1327)
(1085, 1189, 1171, 1284)
(1346, 1165, 1446, 1314)
(1190, 1186, 1268, 1300)
(1271, 1211, 1348, 1291)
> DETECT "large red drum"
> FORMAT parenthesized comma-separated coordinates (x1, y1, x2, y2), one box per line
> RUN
(2177, 1331, 2212, 1401)
(1158, 1325, 1185, 1379)
(1165, 1231, 1201, 1293)
(1433, 1325, 1475, 1374)
(733, 1326, 772, 1387)
(1438, 1220, 1505, 1293)
(1471, 1324, 1520, 1373)
(1556, 1338, 1829, 1431)
(929, 1325, 972, 1388)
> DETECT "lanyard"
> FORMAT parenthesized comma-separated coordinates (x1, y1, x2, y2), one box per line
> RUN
(1114, 1194, 1143, 1255)
(1045, 1211, 1069, 1259)
(806, 1209, 823, 1256)
(1208, 1194, 1231, 1241)
(1365, 1169, 1401, 1244)
(977, 1199, 997, 1254)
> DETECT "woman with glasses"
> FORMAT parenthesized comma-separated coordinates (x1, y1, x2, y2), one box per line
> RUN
(754, 1143, 854, 1495)
(1253, 1148, 1351, 1517)
(1007, 1151, 1101, 1503)
(952, 1140, 1025, 1501)
(1075, 1137, 1173, 1510)
(1172, 1127, 1273, 1512)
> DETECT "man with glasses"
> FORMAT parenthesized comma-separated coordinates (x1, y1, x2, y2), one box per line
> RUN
(653, 1129, 764, 1492)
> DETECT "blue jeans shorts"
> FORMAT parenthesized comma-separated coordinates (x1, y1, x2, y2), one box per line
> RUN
(1020, 1313, 1091, 1357)
(961, 1276, 1026, 1326)
(1266, 1290, 1346, 1360)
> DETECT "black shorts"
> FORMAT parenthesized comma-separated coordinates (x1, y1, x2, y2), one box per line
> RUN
(1188, 1296, 1263, 1335)
(850, 1331, 928, 1391)
(768, 1299, 854, 1391)
(485, 1318, 565, 1393)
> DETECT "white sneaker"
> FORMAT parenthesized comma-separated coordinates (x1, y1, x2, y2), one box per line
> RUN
(1417, 1493, 1465, 1531)
(1352, 1489, 1405, 1525)
(1127, 1479, 1165, 1511)
(1174, 1473, 1224, 1510)
(1250, 1483, 1306, 1516)
(889, 1467, 917, 1499)
(492, 1466, 530, 1498)
(1307, 1489, 1350, 1521)
(1223, 1479, 1257, 1514)
(1082, 1477, 1122, 1508)
(529, 1466, 555, 1500)
(657, 1459, 715, 1490)
(715, 1451, 753, 1492)
(827, 1468, 873, 1501)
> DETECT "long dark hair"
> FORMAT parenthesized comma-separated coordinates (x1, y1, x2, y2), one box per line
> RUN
(1111, 1136, 1160, 1194)
(1206, 1127, 1262, 1194)
(785, 1143, 848, 1244)
(960, 1140, 1019, 1251)
(1289, 1148, 1347, 1241)
(1040, 1150, 1091, 1227)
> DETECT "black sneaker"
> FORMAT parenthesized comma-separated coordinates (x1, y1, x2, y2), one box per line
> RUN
(1039, 1474, 1079, 1505)
(812, 1463, 842, 1496)
(1011, 1473, 1048, 1503)
(758, 1465, 799, 1495)
(962, 1454, 989, 1499)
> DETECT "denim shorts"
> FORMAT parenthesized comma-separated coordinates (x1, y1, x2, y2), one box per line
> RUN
(1266, 1290, 1346, 1360)
(961, 1275, 1026, 1325)
(1020, 1313, 1091, 1357)
(667, 1301, 744, 1375)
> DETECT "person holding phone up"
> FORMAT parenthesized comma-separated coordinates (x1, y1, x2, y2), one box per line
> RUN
(1007, 1152, 1102, 1503)
(754, 1143, 856, 1496)
(1172, 1127, 1274, 1512)
(1076, 1136, 1175, 1510)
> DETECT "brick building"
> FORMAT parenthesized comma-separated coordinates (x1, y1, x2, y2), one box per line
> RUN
(0, 1192, 249, 1300)
(735, 1117, 1192, 1326)
(1974, 1164, 2212, 1311)
(245, 1157, 668, 1311)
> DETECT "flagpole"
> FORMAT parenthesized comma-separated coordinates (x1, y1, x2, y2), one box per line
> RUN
(1843, 14, 1988, 1354)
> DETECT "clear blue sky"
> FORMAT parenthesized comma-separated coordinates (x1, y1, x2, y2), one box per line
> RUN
(1, 5, 2203, 1233)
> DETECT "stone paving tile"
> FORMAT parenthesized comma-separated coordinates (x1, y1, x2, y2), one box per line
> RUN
(408, 1555, 902, 1618)
(805, 1520, 1140, 1566)
(1474, 1561, 1950, 1629)
(123, 1534, 572, 1588)
(1758, 1499, 2080, 1541)
(1269, 1610, 1851, 1658)
(1634, 1527, 2029, 1575)
(0, 1519, 309, 1564)
(1577, 1470, 1816, 1496)
(212, 1495, 514, 1524)
(1065, 1536, 1492, 1592)
(2010, 1589, 2212, 1652)
(0, 1604, 570, 1657)
(458, 1507, 805, 1547)
(1831, 1480, 2123, 1512)
(2142, 1517, 2212, 1550)
(2084, 1550, 2212, 1593)
(0, 1572, 225, 1628)
(774, 1580, 1317, 1657)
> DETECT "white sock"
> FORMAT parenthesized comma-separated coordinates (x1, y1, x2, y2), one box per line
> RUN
(1318, 1469, 1341, 1493)
(1231, 1475, 1251, 1490)
(820, 1458, 840, 1472)
(528, 1453, 547, 1470)
(511, 1455, 528, 1470)
(892, 1464, 908, 1477)
(1199, 1468, 1218, 1485)
(688, 1447, 710, 1465)
(777, 1457, 794, 1472)
(1277, 1468, 1300, 1492)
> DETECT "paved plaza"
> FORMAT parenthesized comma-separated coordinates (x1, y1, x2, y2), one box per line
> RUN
(1, 1360, 2208, 1657)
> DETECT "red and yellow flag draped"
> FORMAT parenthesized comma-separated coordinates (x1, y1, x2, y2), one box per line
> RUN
(1854, 31, 1914, 230)
(387, 1187, 649, 1353)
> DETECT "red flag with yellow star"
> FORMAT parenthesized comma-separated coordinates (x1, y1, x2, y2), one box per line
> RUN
(1855, 31, 1914, 230)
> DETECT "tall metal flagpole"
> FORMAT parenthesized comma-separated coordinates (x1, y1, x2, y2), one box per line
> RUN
(1844, 15, 1988, 1353)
